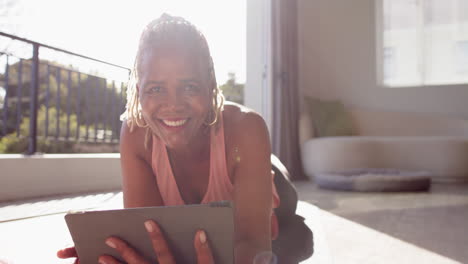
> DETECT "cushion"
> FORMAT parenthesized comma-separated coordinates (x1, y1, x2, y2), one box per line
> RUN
(303, 97, 355, 137)
(314, 169, 432, 192)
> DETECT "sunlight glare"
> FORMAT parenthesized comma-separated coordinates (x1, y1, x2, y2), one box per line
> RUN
(4, 0, 246, 84)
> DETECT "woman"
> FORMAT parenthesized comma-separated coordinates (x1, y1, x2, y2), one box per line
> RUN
(59, 14, 312, 264)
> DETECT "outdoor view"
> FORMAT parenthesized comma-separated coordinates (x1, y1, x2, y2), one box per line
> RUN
(382, 0, 468, 86)
(0, 0, 246, 154)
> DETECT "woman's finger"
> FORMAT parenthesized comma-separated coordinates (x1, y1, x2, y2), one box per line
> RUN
(105, 237, 148, 264)
(98, 254, 123, 264)
(144, 220, 176, 264)
(194, 230, 215, 264)
(57, 246, 77, 259)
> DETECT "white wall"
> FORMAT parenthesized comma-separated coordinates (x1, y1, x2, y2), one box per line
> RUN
(298, 0, 468, 119)
(0, 154, 122, 202)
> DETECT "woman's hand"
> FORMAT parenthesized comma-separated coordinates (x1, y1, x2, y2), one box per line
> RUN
(57, 246, 79, 264)
(98, 220, 214, 264)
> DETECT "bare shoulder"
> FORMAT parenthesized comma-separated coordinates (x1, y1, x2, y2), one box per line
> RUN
(223, 102, 271, 168)
(119, 121, 162, 207)
(120, 121, 152, 162)
(223, 102, 269, 140)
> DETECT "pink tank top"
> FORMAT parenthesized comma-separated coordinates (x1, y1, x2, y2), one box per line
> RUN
(151, 114, 280, 239)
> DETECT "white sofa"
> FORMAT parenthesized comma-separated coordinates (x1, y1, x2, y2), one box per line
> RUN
(300, 107, 468, 183)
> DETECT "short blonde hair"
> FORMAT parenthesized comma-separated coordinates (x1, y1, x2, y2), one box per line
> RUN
(121, 14, 224, 133)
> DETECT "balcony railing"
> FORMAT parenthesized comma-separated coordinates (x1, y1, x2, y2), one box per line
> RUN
(0, 32, 130, 154)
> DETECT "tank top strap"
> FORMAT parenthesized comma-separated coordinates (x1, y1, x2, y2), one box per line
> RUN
(201, 114, 234, 203)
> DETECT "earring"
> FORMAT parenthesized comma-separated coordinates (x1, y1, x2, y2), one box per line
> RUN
(134, 95, 149, 128)
(136, 108, 149, 128)
(205, 107, 218, 126)
(135, 103, 148, 128)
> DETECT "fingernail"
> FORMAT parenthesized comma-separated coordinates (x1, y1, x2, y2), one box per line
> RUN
(199, 231, 206, 244)
(145, 221, 154, 232)
(105, 239, 116, 249)
(98, 258, 108, 264)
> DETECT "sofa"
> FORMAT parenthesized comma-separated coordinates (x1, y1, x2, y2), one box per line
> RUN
(299, 100, 468, 184)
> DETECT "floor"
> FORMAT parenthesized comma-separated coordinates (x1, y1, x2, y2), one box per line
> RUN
(296, 181, 468, 264)
(0, 182, 467, 264)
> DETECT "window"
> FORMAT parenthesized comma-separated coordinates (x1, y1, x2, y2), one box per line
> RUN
(383, 47, 396, 80)
(377, 0, 468, 87)
(456, 40, 468, 74)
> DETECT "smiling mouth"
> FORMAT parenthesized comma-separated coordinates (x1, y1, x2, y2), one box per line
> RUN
(161, 119, 188, 127)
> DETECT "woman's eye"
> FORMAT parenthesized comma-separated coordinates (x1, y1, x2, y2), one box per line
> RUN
(148, 86, 161, 93)
(184, 84, 199, 92)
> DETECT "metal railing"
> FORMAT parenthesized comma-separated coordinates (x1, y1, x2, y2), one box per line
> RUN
(0, 32, 130, 154)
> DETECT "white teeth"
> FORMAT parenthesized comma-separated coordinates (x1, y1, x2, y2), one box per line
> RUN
(162, 119, 188, 127)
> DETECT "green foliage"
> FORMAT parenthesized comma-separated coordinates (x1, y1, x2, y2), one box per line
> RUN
(35, 105, 87, 138)
(219, 73, 244, 104)
(0, 133, 75, 154)
(0, 59, 125, 137)
(0, 133, 27, 153)
(0, 59, 125, 153)
(0, 106, 87, 153)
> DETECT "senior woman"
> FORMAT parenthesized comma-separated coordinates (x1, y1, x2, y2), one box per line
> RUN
(58, 14, 311, 264)
(119, 12, 280, 263)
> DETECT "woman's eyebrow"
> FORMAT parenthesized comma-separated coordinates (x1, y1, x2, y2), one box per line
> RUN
(143, 80, 164, 87)
(179, 78, 199, 83)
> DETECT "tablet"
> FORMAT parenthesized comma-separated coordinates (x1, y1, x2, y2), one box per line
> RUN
(65, 201, 234, 264)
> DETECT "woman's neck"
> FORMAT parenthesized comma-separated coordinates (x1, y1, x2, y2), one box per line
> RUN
(166, 129, 210, 162)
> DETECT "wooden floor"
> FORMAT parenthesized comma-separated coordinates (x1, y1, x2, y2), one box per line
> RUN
(0, 182, 467, 264)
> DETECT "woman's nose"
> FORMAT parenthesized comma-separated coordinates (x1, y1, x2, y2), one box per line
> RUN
(165, 90, 183, 109)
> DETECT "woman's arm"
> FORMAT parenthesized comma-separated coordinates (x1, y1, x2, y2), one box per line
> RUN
(230, 111, 273, 264)
(58, 124, 163, 263)
(120, 122, 164, 208)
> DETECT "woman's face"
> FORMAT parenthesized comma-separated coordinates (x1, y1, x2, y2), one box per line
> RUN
(137, 47, 211, 149)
